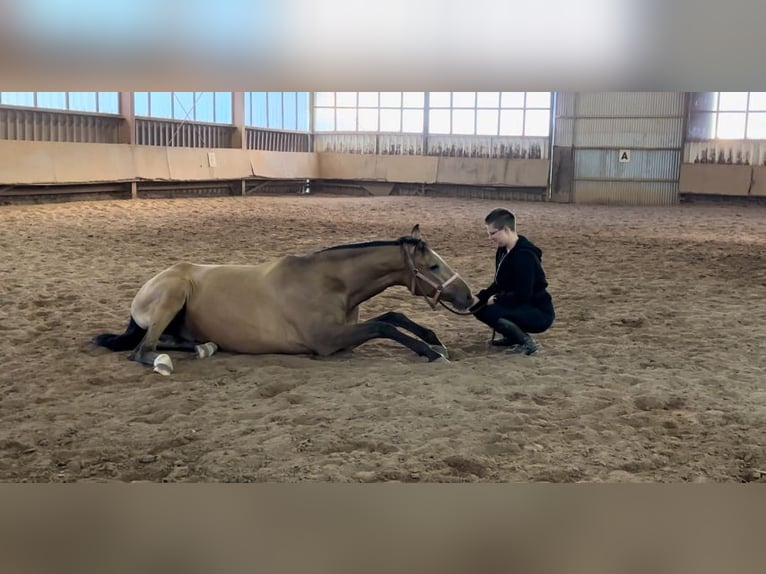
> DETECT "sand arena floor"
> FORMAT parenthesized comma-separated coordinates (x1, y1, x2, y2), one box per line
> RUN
(0, 194, 764, 482)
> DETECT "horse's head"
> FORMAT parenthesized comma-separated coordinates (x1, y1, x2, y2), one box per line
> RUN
(401, 224, 474, 311)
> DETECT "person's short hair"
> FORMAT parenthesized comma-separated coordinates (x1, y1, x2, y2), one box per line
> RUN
(485, 208, 516, 232)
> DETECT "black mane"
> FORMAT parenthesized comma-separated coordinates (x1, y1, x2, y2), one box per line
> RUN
(318, 236, 425, 253)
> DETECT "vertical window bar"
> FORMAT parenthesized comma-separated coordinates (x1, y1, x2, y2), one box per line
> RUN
(716, 92, 720, 139)
(714, 92, 720, 138)
(522, 92, 527, 136)
(474, 94, 478, 136)
(715, 107, 720, 139)
(496, 91, 501, 136)
(451, 92, 454, 135)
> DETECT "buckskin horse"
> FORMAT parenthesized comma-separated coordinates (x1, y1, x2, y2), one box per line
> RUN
(92, 225, 474, 375)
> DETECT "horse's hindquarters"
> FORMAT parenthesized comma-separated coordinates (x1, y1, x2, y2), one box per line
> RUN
(182, 275, 313, 355)
(183, 302, 309, 355)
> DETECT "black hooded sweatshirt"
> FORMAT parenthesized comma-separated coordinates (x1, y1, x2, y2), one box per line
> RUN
(476, 235, 553, 312)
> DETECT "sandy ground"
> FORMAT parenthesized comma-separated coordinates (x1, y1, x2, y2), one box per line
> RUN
(0, 193, 764, 483)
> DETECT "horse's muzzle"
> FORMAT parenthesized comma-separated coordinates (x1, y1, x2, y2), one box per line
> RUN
(438, 279, 474, 311)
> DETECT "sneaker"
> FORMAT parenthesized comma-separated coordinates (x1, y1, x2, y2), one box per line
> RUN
(505, 337, 539, 355)
(521, 335, 539, 356)
(504, 344, 526, 354)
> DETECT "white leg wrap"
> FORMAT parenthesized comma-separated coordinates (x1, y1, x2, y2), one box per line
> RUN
(195, 342, 219, 359)
(153, 353, 173, 375)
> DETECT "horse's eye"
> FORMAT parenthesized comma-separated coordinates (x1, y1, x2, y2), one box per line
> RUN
(429, 264, 439, 271)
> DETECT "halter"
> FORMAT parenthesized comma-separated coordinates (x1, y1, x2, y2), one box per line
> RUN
(401, 241, 461, 310)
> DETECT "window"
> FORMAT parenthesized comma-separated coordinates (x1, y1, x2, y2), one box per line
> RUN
(134, 92, 232, 124)
(688, 92, 766, 140)
(428, 92, 551, 136)
(313, 92, 425, 133)
(0, 92, 119, 114)
(245, 92, 310, 131)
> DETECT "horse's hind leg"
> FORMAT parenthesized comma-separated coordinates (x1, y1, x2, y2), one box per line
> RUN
(366, 311, 449, 359)
(155, 308, 218, 359)
(130, 287, 189, 375)
(156, 334, 219, 360)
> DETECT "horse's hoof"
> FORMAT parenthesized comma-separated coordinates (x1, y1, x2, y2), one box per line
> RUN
(153, 354, 174, 376)
(196, 342, 218, 359)
(431, 355, 450, 364)
(430, 345, 449, 360)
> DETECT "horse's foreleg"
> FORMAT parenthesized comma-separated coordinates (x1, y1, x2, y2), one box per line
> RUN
(365, 311, 449, 359)
(314, 322, 448, 362)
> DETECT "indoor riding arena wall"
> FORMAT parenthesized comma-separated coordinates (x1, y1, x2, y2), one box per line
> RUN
(1, 93, 765, 483)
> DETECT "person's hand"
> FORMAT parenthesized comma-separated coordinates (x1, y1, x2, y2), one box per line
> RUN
(467, 295, 483, 312)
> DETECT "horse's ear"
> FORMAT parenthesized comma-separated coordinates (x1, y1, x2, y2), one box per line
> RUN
(410, 224, 421, 240)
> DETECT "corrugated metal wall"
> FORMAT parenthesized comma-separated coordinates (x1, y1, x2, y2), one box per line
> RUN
(135, 118, 233, 148)
(685, 140, 766, 166)
(574, 149, 680, 180)
(560, 92, 685, 205)
(313, 133, 549, 159)
(246, 128, 311, 152)
(426, 135, 548, 159)
(0, 106, 123, 143)
(378, 134, 424, 155)
(553, 92, 575, 149)
(313, 133, 381, 154)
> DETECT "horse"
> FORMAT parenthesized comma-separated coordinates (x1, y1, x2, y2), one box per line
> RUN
(91, 225, 475, 375)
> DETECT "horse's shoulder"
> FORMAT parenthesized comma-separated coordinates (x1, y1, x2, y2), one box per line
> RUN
(283, 254, 309, 264)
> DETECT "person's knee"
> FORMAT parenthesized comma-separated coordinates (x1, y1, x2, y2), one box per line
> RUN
(526, 314, 554, 334)
(473, 313, 495, 328)
(472, 307, 493, 324)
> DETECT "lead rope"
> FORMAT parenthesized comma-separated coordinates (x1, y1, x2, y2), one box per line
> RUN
(437, 298, 486, 316)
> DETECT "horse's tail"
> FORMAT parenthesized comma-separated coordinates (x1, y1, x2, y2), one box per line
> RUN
(91, 316, 146, 352)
